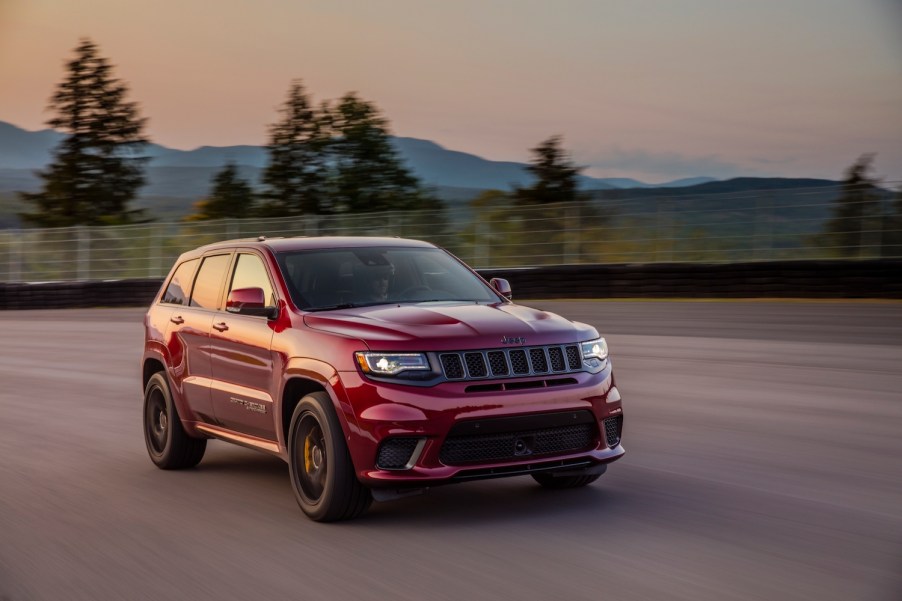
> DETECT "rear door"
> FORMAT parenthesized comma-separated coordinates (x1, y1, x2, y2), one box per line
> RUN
(166, 252, 232, 424)
(208, 251, 279, 441)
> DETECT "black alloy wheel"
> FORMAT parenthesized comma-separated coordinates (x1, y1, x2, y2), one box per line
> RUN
(288, 392, 372, 522)
(142, 372, 206, 469)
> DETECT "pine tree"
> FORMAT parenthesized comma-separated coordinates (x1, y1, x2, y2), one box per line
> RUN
(514, 135, 583, 205)
(823, 154, 882, 257)
(19, 38, 149, 227)
(259, 81, 329, 216)
(328, 92, 430, 213)
(186, 163, 255, 221)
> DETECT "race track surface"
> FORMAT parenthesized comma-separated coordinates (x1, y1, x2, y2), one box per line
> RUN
(1, 302, 900, 601)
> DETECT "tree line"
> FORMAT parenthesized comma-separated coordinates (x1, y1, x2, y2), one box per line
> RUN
(21, 39, 583, 228)
(19, 39, 900, 261)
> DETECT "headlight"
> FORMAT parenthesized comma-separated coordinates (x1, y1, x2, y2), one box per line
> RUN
(580, 337, 608, 361)
(355, 352, 431, 376)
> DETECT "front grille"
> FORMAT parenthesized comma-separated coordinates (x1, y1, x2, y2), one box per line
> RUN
(510, 350, 529, 374)
(440, 411, 598, 465)
(530, 348, 549, 373)
(603, 415, 623, 448)
(566, 346, 582, 370)
(376, 438, 422, 470)
(464, 352, 487, 378)
(440, 354, 464, 379)
(487, 351, 509, 376)
(440, 344, 582, 381)
(548, 347, 565, 371)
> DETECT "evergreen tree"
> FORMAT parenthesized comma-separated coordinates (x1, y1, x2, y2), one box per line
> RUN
(186, 163, 255, 221)
(514, 135, 583, 205)
(19, 38, 149, 227)
(822, 154, 882, 257)
(328, 92, 431, 213)
(259, 81, 329, 216)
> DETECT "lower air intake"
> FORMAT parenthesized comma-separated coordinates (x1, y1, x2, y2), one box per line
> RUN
(603, 415, 623, 448)
(376, 437, 422, 470)
(440, 423, 595, 465)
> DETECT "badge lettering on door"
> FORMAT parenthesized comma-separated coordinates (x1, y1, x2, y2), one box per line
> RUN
(230, 397, 267, 414)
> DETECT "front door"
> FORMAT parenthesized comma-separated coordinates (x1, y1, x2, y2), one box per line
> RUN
(209, 252, 278, 441)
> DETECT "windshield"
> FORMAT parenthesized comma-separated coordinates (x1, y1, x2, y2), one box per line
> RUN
(275, 246, 502, 311)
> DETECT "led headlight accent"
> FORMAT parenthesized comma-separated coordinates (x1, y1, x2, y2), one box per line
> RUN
(580, 337, 608, 361)
(355, 352, 430, 376)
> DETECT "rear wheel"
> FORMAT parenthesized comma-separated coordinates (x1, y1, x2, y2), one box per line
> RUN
(288, 392, 372, 522)
(143, 372, 206, 469)
(532, 472, 601, 489)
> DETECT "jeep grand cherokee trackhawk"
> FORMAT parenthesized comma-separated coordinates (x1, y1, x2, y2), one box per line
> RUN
(142, 237, 624, 521)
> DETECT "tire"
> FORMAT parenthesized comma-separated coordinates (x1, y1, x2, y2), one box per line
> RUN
(288, 392, 372, 522)
(531, 472, 601, 489)
(143, 372, 206, 469)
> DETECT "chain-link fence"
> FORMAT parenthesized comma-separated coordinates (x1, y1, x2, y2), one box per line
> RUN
(1, 183, 900, 282)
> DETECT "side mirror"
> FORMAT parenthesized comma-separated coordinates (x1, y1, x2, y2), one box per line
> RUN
(490, 277, 512, 300)
(226, 287, 277, 319)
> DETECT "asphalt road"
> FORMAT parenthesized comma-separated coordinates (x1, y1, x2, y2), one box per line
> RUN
(1, 302, 900, 601)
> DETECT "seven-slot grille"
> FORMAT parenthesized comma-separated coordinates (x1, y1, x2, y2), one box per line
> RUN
(440, 345, 582, 381)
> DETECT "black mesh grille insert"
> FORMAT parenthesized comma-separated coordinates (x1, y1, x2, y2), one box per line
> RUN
(487, 351, 509, 376)
(566, 345, 582, 370)
(376, 438, 421, 469)
(530, 348, 549, 373)
(441, 423, 596, 465)
(464, 353, 487, 378)
(510, 350, 529, 374)
(548, 347, 565, 371)
(603, 415, 623, 448)
(441, 354, 464, 379)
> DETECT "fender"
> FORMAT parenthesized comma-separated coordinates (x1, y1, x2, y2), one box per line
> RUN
(142, 346, 209, 438)
(281, 357, 363, 462)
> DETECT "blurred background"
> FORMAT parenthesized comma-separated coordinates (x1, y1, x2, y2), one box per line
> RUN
(0, 1, 900, 600)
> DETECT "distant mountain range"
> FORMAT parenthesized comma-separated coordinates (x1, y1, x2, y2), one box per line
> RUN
(0, 120, 717, 197)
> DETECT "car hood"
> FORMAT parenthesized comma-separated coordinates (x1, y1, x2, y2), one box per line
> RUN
(303, 302, 596, 351)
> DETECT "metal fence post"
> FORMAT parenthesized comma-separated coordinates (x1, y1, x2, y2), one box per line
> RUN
(149, 223, 161, 278)
(8, 230, 23, 282)
(77, 226, 90, 281)
(564, 203, 578, 264)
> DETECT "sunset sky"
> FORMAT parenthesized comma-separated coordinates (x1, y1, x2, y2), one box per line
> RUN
(1, 0, 900, 183)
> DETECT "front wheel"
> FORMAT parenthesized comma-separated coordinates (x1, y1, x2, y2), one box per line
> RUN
(143, 372, 206, 469)
(288, 392, 372, 522)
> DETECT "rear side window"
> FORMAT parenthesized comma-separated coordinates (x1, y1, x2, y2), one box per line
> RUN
(189, 254, 232, 310)
(161, 259, 199, 305)
(229, 254, 276, 307)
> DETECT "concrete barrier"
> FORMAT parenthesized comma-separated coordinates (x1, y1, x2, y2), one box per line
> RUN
(1, 260, 900, 310)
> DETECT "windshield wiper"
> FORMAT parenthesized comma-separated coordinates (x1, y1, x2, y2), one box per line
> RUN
(306, 301, 392, 312)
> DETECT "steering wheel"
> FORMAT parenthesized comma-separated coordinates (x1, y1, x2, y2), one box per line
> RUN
(399, 285, 432, 299)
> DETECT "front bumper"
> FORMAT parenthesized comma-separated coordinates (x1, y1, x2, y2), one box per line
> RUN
(338, 361, 625, 487)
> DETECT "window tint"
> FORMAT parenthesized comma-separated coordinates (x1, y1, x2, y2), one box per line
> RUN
(161, 259, 199, 305)
(189, 254, 231, 310)
(275, 247, 499, 310)
(229, 254, 275, 307)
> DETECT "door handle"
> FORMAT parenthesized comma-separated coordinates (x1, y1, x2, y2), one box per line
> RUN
(170, 315, 184, 325)
(213, 322, 229, 332)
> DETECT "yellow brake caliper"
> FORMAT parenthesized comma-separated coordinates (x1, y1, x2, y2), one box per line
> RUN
(304, 433, 313, 472)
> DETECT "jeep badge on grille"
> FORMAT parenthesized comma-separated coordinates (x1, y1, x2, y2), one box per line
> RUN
(501, 336, 526, 345)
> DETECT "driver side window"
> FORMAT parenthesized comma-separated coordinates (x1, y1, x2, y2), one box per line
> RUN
(229, 253, 276, 307)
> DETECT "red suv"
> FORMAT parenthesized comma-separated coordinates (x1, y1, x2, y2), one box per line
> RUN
(142, 237, 624, 521)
